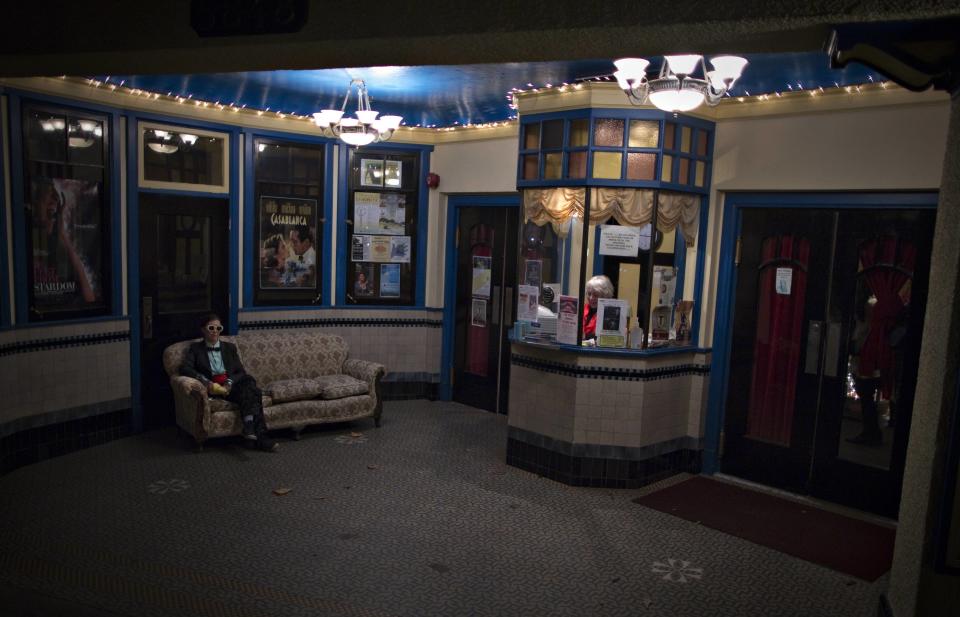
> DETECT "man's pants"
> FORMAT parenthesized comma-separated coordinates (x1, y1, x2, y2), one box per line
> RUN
(224, 375, 266, 433)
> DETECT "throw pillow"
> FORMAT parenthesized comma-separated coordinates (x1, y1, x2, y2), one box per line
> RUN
(264, 378, 325, 403)
(314, 374, 369, 400)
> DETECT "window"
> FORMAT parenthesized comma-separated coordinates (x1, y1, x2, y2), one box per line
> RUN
(139, 122, 229, 192)
(345, 149, 419, 305)
(22, 104, 111, 321)
(253, 138, 325, 305)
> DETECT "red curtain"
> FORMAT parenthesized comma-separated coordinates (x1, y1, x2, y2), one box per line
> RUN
(465, 226, 493, 377)
(857, 237, 914, 398)
(746, 235, 810, 446)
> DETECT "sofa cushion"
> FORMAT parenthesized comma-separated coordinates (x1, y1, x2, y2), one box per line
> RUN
(236, 331, 348, 384)
(264, 378, 325, 403)
(314, 374, 369, 400)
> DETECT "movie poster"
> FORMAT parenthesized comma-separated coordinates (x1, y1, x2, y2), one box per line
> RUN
(29, 177, 105, 314)
(259, 196, 318, 289)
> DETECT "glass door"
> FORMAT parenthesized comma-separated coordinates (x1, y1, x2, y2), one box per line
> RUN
(722, 206, 936, 517)
(722, 208, 836, 492)
(452, 206, 518, 413)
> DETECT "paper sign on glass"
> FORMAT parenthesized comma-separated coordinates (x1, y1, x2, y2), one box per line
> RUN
(599, 225, 641, 257)
(354, 192, 381, 234)
(517, 285, 539, 323)
(776, 267, 793, 295)
(556, 294, 579, 345)
(472, 256, 492, 297)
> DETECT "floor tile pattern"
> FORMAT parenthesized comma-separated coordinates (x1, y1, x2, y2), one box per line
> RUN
(0, 401, 885, 617)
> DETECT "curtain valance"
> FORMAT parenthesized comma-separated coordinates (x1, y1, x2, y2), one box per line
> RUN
(523, 187, 700, 246)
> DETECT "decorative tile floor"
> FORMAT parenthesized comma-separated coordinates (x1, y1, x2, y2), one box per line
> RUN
(0, 401, 885, 617)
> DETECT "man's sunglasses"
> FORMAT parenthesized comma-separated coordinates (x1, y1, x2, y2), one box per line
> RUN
(206, 325, 224, 332)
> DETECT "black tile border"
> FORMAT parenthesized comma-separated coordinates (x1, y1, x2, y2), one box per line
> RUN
(507, 436, 701, 489)
(0, 408, 132, 476)
(511, 353, 710, 381)
(381, 381, 438, 401)
(239, 318, 442, 330)
(0, 331, 130, 358)
(0, 398, 132, 438)
(509, 426, 701, 460)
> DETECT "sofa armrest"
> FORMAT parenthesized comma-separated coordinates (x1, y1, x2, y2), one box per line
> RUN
(342, 359, 386, 426)
(170, 375, 210, 442)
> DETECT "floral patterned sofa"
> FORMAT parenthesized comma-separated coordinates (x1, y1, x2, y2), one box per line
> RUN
(162, 331, 385, 448)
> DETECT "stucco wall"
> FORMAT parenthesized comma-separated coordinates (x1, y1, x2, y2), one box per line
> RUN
(699, 98, 951, 345)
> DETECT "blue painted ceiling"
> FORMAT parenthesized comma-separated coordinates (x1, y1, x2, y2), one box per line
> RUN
(100, 52, 880, 128)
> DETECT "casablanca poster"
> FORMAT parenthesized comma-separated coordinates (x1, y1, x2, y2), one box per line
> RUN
(30, 177, 105, 314)
(259, 196, 318, 289)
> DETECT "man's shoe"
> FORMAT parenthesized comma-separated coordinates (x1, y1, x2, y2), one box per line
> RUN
(255, 435, 279, 452)
(241, 420, 257, 441)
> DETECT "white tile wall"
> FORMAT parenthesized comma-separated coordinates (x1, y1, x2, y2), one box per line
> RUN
(0, 320, 131, 426)
(237, 308, 443, 378)
(510, 343, 711, 449)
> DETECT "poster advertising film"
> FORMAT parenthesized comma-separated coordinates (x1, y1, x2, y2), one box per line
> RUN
(351, 235, 411, 263)
(259, 196, 318, 289)
(379, 264, 401, 297)
(517, 285, 539, 323)
(30, 177, 105, 313)
(597, 298, 629, 348)
(354, 192, 405, 236)
(556, 294, 579, 345)
(472, 256, 492, 298)
(353, 263, 376, 297)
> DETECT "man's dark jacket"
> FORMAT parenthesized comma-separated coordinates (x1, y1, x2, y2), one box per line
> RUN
(179, 340, 248, 385)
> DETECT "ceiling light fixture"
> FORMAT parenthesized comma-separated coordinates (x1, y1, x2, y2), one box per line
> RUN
(312, 79, 402, 147)
(613, 55, 748, 113)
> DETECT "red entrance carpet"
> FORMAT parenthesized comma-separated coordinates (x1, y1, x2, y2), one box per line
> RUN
(633, 476, 896, 581)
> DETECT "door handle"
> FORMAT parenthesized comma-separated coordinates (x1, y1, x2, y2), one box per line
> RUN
(492, 285, 501, 325)
(823, 322, 842, 377)
(504, 287, 514, 327)
(804, 320, 822, 374)
(142, 296, 154, 339)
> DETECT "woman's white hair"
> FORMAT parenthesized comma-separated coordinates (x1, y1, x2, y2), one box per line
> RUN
(585, 275, 614, 298)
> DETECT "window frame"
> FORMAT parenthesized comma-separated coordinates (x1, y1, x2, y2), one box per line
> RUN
(337, 143, 432, 307)
(249, 136, 328, 307)
(16, 98, 117, 323)
(137, 121, 230, 193)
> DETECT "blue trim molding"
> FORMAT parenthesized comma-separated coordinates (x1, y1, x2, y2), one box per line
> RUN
(440, 193, 521, 400)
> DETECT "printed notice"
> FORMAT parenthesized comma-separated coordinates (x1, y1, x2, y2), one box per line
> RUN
(472, 256, 492, 298)
(775, 267, 793, 295)
(599, 225, 641, 257)
(556, 294, 579, 345)
(517, 285, 539, 323)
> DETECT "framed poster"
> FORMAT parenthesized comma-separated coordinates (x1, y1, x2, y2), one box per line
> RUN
(29, 177, 106, 315)
(258, 196, 317, 289)
(384, 160, 402, 187)
(361, 158, 384, 187)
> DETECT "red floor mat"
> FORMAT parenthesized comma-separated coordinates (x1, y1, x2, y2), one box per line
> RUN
(633, 476, 896, 581)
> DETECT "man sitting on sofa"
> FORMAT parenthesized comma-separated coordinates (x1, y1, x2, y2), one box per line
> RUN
(179, 313, 279, 452)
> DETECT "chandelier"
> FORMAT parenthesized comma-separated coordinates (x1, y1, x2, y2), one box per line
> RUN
(613, 55, 748, 113)
(312, 79, 403, 147)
